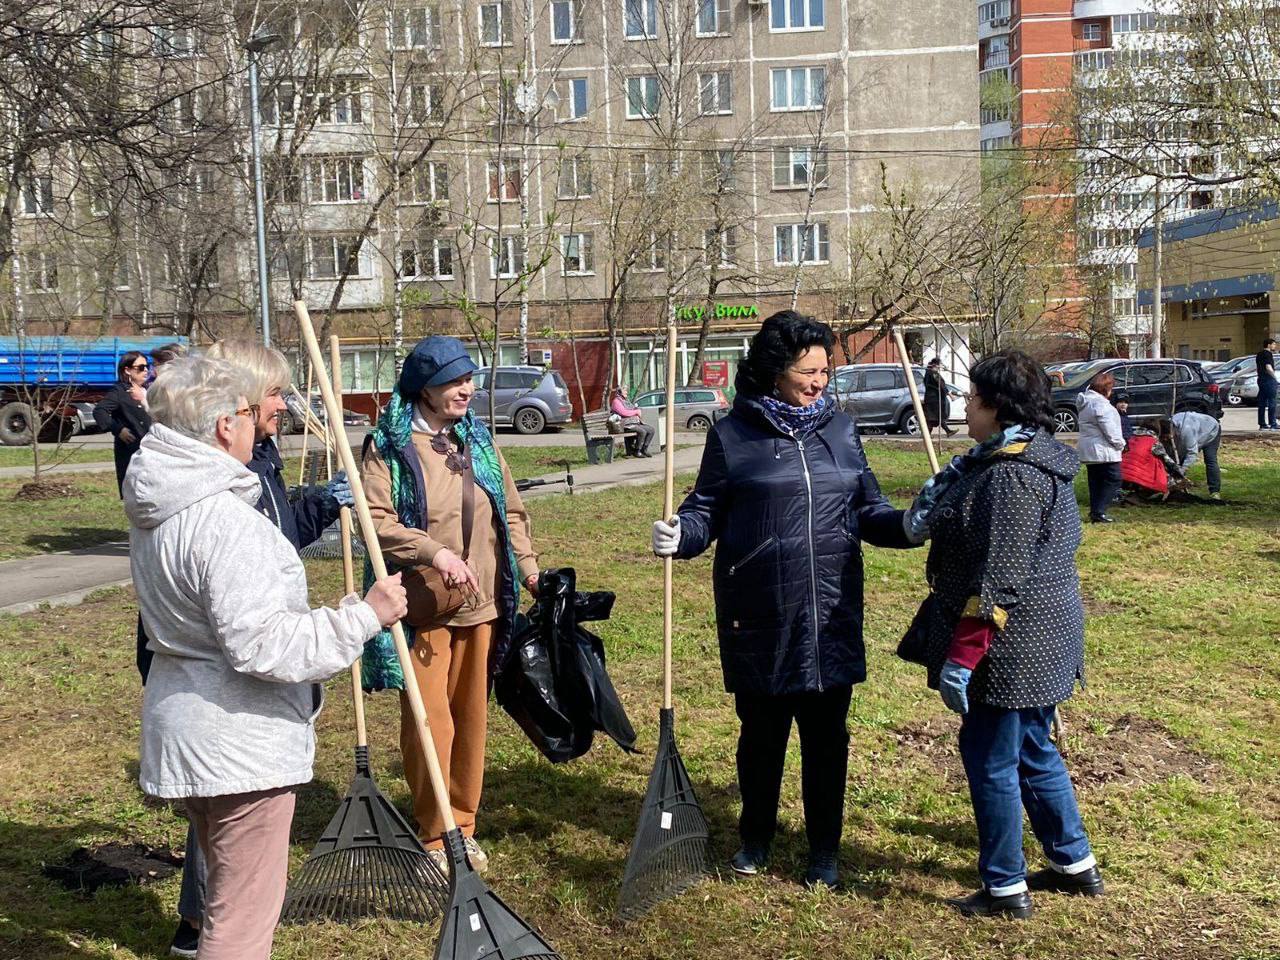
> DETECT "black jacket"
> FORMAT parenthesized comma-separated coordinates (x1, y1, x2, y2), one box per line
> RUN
(93, 381, 153, 494)
(675, 391, 913, 696)
(921, 429, 1085, 708)
(922, 370, 947, 426)
(248, 437, 342, 550)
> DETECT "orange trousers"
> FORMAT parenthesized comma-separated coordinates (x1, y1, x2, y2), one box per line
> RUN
(399, 621, 493, 847)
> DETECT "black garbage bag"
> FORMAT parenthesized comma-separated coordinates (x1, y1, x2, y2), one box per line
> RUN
(495, 567, 638, 763)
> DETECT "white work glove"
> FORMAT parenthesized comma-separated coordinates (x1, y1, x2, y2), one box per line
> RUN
(652, 517, 681, 557)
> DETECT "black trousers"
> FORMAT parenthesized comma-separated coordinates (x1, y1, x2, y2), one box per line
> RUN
(625, 422, 655, 456)
(1085, 462, 1122, 519)
(734, 685, 852, 856)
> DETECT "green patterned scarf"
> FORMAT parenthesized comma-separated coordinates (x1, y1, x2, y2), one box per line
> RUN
(360, 393, 521, 691)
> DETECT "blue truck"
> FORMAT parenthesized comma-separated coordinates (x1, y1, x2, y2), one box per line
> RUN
(0, 336, 188, 445)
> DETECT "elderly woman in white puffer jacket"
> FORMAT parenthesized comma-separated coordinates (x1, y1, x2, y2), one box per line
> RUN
(123, 356, 407, 960)
(1075, 370, 1126, 523)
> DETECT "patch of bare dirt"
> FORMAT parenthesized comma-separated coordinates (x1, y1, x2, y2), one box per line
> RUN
(41, 842, 182, 893)
(892, 718, 964, 783)
(14, 478, 76, 501)
(1065, 713, 1217, 789)
(1082, 593, 1126, 616)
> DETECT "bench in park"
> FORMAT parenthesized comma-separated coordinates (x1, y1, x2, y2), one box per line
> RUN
(580, 409, 639, 464)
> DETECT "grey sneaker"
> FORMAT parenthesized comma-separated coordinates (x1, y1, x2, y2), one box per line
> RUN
(427, 848, 448, 873)
(168, 919, 199, 958)
(463, 836, 489, 873)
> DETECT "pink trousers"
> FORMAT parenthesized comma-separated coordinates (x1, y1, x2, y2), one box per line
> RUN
(186, 786, 296, 960)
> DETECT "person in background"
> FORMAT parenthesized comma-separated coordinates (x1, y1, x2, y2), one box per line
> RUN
(906, 350, 1099, 920)
(1075, 371, 1125, 523)
(362, 336, 541, 874)
(94, 351, 153, 495)
(1161, 411, 1223, 501)
(1112, 393, 1134, 444)
(152, 339, 352, 958)
(1256, 338, 1277, 431)
(923, 358, 957, 437)
(125, 355, 406, 960)
(610, 386, 655, 457)
(652, 311, 916, 890)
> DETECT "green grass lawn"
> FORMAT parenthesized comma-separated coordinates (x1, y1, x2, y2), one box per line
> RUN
(0, 446, 115, 468)
(0, 441, 1278, 959)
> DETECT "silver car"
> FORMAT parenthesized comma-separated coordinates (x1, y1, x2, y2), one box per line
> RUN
(469, 366, 573, 434)
(831, 363, 963, 434)
(633, 386, 730, 431)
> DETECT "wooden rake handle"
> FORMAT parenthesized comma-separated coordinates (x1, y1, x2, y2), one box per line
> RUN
(662, 323, 677, 711)
(891, 324, 941, 475)
(295, 301, 456, 832)
(329, 334, 369, 749)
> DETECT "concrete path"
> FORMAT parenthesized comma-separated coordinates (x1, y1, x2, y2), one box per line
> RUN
(0, 442, 704, 615)
(0, 541, 132, 615)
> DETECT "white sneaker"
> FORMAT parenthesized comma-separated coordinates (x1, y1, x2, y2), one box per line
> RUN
(463, 836, 489, 873)
(426, 848, 448, 874)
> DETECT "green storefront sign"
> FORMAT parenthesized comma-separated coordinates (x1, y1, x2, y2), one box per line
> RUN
(674, 303, 759, 322)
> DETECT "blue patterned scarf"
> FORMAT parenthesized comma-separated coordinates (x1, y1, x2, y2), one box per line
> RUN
(360, 393, 521, 691)
(758, 393, 831, 438)
(904, 423, 1037, 541)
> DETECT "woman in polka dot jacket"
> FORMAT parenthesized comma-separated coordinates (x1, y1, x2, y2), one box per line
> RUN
(908, 350, 1101, 920)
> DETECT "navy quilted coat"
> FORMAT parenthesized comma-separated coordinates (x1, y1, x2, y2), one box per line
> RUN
(675, 391, 914, 696)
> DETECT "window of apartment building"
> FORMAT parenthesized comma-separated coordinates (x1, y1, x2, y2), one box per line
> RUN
(408, 82, 445, 123)
(1112, 297, 1136, 317)
(628, 153, 657, 193)
(626, 74, 660, 118)
(487, 156, 522, 200)
(490, 235, 526, 278)
(551, 0, 584, 42)
(164, 248, 220, 286)
(772, 146, 828, 189)
(480, 1, 513, 45)
(88, 181, 111, 217)
(97, 258, 130, 291)
(20, 174, 54, 216)
(561, 232, 594, 274)
(557, 154, 592, 198)
(704, 227, 737, 266)
(21, 252, 57, 292)
(982, 36, 1009, 69)
(699, 71, 732, 115)
(406, 160, 449, 203)
(697, 0, 730, 35)
(770, 0, 822, 30)
(701, 149, 735, 191)
(770, 67, 825, 111)
(266, 159, 302, 202)
(1113, 263, 1137, 284)
(624, 0, 657, 39)
(1079, 21, 1103, 41)
(316, 78, 364, 124)
(1087, 227, 1138, 249)
(309, 155, 367, 202)
(154, 25, 199, 57)
(401, 237, 454, 279)
(166, 91, 207, 132)
(1112, 12, 1157, 33)
(640, 232, 665, 270)
(84, 28, 117, 58)
(309, 235, 365, 279)
(980, 135, 1011, 154)
(392, 6, 440, 48)
(256, 80, 294, 126)
(978, 0, 1010, 26)
(774, 222, 829, 264)
(555, 77, 589, 120)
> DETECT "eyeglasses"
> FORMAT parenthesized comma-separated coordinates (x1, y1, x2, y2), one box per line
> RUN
(129, 362, 149, 371)
(231, 404, 261, 424)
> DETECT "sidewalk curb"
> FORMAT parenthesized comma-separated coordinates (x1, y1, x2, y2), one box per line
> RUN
(0, 578, 133, 616)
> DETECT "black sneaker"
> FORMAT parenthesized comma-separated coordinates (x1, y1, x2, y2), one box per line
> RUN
(729, 842, 770, 876)
(946, 887, 1034, 920)
(804, 851, 838, 890)
(169, 919, 200, 958)
(1028, 864, 1104, 897)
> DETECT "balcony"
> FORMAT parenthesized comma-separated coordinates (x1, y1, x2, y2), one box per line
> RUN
(982, 48, 1010, 70)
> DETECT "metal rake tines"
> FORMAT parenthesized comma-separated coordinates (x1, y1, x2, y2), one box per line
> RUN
(279, 845, 449, 924)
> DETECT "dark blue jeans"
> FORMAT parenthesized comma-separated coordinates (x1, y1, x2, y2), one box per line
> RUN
(1085, 462, 1122, 520)
(958, 703, 1094, 895)
(1258, 382, 1277, 429)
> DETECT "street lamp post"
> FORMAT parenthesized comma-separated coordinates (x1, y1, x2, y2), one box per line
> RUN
(245, 32, 282, 346)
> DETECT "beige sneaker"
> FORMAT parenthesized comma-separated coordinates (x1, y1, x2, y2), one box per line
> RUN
(463, 836, 489, 873)
(426, 848, 448, 875)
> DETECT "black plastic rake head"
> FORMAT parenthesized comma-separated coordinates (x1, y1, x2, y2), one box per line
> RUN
(280, 747, 449, 924)
(617, 708, 710, 920)
(434, 828, 562, 960)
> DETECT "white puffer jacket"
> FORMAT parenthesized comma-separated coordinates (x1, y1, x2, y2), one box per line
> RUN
(124, 424, 381, 799)
(1075, 389, 1125, 464)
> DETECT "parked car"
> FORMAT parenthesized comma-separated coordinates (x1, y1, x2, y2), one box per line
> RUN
(1227, 371, 1258, 406)
(633, 386, 729, 431)
(1049, 359, 1223, 432)
(70, 401, 101, 436)
(469, 366, 573, 434)
(830, 363, 964, 435)
(1211, 355, 1255, 385)
(279, 393, 372, 435)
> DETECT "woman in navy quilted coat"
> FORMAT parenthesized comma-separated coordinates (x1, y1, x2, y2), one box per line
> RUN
(651, 311, 916, 888)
